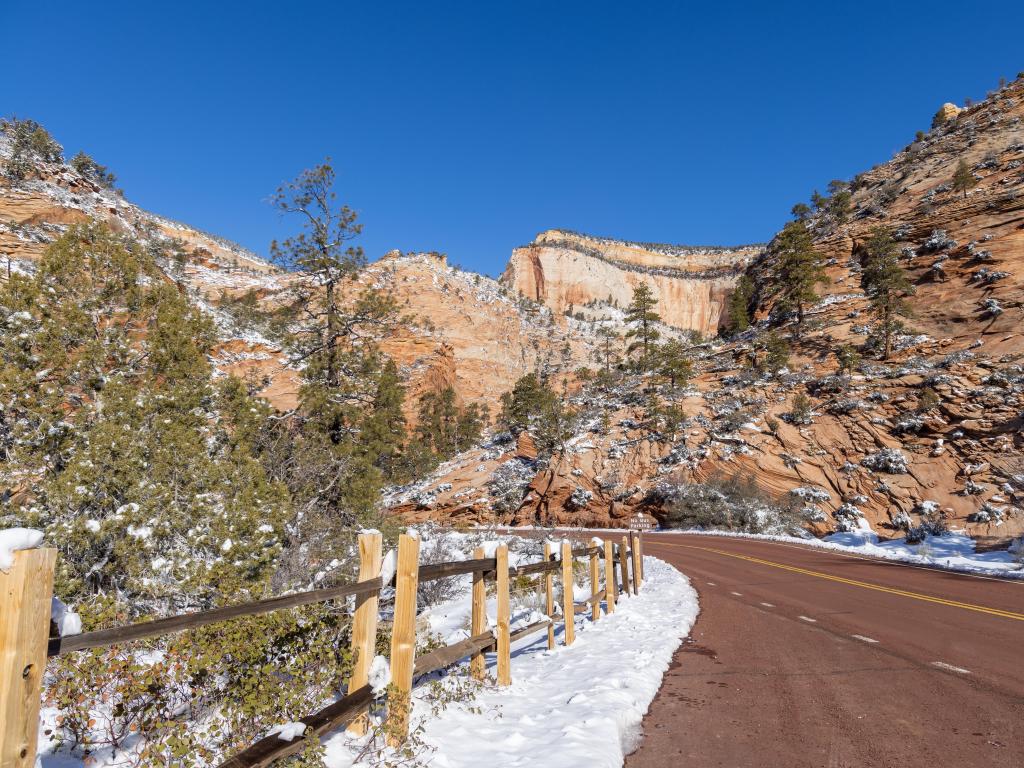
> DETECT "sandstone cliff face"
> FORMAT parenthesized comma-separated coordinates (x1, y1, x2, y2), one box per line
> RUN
(501, 229, 761, 336)
(389, 79, 1024, 547)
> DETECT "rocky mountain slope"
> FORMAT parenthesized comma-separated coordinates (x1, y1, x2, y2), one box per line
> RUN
(390, 78, 1024, 547)
(502, 229, 762, 336)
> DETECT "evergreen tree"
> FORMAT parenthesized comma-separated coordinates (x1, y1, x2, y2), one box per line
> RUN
(790, 202, 811, 221)
(625, 283, 660, 368)
(952, 158, 977, 200)
(270, 162, 403, 530)
(755, 331, 790, 374)
(70, 150, 117, 188)
(860, 226, 914, 360)
(772, 220, 829, 340)
(415, 386, 484, 458)
(835, 343, 862, 375)
(658, 339, 693, 393)
(726, 274, 754, 335)
(595, 326, 621, 374)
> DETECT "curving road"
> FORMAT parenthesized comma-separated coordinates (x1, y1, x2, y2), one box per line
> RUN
(624, 533, 1024, 768)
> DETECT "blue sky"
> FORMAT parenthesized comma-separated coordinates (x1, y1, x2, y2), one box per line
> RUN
(7, 1, 1023, 275)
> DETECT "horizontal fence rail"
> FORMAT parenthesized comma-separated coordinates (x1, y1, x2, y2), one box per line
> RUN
(0, 530, 647, 768)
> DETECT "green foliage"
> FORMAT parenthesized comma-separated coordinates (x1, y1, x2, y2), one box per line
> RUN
(860, 226, 913, 360)
(725, 274, 753, 335)
(771, 220, 829, 339)
(624, 283, 660, 369)
(789, 392, 813, 424)
(952, 158, 977, 199)
(656, 339, 693, 392)
(498, 373, 575, 459)
(70, 150, 117, 188)
(790, 202, 811, 221)
(756, 331, 790, 374)
(413, 386, 485, 462)
(269, 163, 405, 531)
(835, 343, 862, 374)
(594, 326, 621, 373)
(917, 386, 940, 413)
(1, 115, 63, 179)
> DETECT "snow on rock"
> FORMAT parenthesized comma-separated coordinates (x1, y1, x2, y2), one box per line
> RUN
(0, 527, 44, 571)
(321, 556, 698, 767)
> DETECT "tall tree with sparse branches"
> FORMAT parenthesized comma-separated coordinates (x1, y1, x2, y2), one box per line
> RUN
(861, 226, 914, 360)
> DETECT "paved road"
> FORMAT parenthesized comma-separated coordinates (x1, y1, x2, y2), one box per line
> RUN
(624, 534, 1024, 768)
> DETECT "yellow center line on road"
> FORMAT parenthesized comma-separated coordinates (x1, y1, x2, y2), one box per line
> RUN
(649, 541, 1024, 622)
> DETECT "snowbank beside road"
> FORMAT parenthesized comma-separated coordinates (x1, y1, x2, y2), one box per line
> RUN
(322, 555, 698, 767)
(662, 528, 1024, 579)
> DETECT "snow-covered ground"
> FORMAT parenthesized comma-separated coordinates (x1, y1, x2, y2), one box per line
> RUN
(661, 528, 1024, 579)
(322, 551, 697, 768)
(16, 526, 697, 767)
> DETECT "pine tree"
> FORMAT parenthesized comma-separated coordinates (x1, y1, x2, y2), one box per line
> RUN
(772, 220, 829, 340)
(726, 274, 753, 335)
(658, 339, 693, 394)
(595, 326, 620, 374)
(625, 283, 661, 368)
(860, 226, 914, 360)
(952, 158, 977, 200)
(270, 163, 402, 529)
(790, 202, 811, 221)
(755, 331, 790, 374)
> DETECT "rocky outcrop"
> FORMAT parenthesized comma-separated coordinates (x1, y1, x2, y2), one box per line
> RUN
(501, 229, 762, 336)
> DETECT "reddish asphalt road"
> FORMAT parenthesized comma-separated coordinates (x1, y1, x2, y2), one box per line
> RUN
(623, 533, 1024, 768)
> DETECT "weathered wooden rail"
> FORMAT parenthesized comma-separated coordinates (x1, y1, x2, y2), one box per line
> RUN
(0, 530, 646, 768)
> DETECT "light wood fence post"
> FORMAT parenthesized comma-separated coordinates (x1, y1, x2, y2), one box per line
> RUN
(0, 548, 56, 768)
(588, 545, 601, 621)
(619, 535, 631, 597)
(603, 539, 616, 614)
(543, 541, 555, 649)
(385, 534, 419, 747)
(495, 544, 511, 685)
(631, 531, 642, 593)
(638, 531, 645, 582)
(560, 541, 575, 646)
(346, 532, 382, 736)
(470, 546, 487, 680)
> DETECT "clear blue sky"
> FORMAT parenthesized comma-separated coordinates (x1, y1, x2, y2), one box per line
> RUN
(7, 1, 1023, 275)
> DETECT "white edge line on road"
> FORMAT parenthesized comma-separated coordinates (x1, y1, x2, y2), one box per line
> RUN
(798, 615, 817, 623)
(760, 602, 775, 607)
(851, 634, 879, 643)
(931, 661, 971, 674)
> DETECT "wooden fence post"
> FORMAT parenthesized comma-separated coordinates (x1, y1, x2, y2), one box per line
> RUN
(0, 548, 56, 768)
(619, 535, 631, 597)
(560, 541, 575, 646)
(495, 544, 511, 685)
(631, 532, 642, 593)
(638, 532, 645, 582)
(543, 541, 555, 650)
(470, 546, 487, 680)
(603, 539, 616, 614)
(385, 534, 420, 747)
(588, 544, 601, 621)
(346, 532, 382, 736)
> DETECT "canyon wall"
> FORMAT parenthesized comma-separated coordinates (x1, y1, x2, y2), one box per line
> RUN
(501, 229, 762, 336)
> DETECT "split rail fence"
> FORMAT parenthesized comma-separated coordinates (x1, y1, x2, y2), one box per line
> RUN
(0, 531, 645, 768)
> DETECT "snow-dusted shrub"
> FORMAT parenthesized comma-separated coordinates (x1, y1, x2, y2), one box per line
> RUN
(921, 229, 957, 252)
(567, 485, 594, 510)
(833, 502, 865, 533)
(789, 486, 831, 503)
(661, 474, 803, 535)
(487, 457, 536, 514)
(862, 448, 909, 474)
(968, 502, 1006, 524)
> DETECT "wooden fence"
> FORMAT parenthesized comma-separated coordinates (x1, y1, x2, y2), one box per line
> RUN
(0, 531, 645, 768)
